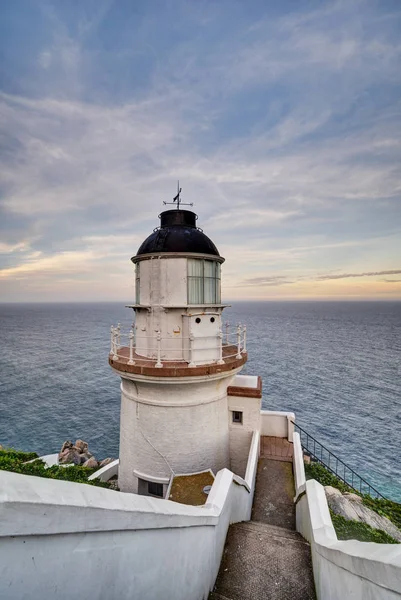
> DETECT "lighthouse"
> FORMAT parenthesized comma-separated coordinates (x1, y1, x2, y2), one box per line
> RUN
(109, 189, 248, 495)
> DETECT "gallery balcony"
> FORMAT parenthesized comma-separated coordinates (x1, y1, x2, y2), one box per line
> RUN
(108, 323, 247, 378)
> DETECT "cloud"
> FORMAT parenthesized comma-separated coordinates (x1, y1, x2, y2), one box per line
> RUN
(241, 277, 294, 287)
(0, 0, 400, 300)
(316, 269, 401, 281)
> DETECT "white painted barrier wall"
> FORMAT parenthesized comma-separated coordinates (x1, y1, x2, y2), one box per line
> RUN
(0, 430, 260, 600)
(88, 458, 119, 481)
(292, 432, 401, 600)
(260, 410, 295, 440)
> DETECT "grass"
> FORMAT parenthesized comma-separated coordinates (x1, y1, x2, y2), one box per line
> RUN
(169, 470, 215, 506)
(305, 461, 401, 534)
(330, 511, 398, 544)
(0, 447, 113, 489)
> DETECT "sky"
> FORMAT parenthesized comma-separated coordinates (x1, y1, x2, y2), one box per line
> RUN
(0, 0, 400, 302)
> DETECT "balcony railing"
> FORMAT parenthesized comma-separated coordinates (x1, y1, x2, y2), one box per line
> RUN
(109, 322, 247, 368)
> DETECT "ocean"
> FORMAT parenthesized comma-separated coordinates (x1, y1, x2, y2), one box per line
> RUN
(0, 301, 400, 501)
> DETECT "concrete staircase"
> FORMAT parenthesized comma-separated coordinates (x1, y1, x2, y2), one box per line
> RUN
(209, 438, 316, 600)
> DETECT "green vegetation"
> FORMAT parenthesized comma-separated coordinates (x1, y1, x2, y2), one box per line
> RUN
(0, 447, 113, 489)
(305, 461, 401, 532)
(330, 511, 398, 544)
(305, 462, 353, 494)
(363, 496, 401, 532)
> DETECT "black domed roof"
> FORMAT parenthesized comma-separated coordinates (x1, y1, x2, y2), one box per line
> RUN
(133, 209, 220, 259)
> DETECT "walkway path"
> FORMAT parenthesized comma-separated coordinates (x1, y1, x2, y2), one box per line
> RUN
(210, 437, 316, 600)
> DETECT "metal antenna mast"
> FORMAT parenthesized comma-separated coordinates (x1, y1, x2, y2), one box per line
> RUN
(163, 181, 193, 210)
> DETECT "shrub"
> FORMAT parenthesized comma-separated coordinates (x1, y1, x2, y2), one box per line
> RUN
(0, 448, 113, 489)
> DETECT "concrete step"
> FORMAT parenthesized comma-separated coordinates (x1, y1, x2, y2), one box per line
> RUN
(236, 520, 306, 543)
(211, 522, 316, 600)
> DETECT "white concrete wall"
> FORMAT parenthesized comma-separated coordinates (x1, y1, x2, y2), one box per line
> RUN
(137, 256, 188, 307)
(119, 375, 237, 493)
(260, 410, 295, 440)
(228, 394, 261, 478)
(231, 375, 259, 388)
(0, 433, 259, 600)
(292, 433, 401, 599)
(88, 459, 119, 482)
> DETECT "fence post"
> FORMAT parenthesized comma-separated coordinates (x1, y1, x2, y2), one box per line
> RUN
(225, 321, 230, 345)
(128, 328, 135, 365)
(155, 332, 162, 368)
(217, 328, 224, 364)
(112, 328, 118, 361)
(110, 326, 114, 355)
(287, 415, 294, 442)
(188, 333, 195, 367)
(236, 324, 242, 359)
(116, 323, 121, 349)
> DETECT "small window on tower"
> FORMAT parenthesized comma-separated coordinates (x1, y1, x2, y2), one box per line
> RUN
(232, 411, 243, 424)
(148, 481, 164, 497)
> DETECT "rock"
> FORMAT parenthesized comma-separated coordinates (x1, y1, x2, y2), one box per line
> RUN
(59, 448, 81, 465)
(60, 440, 73, 454)
(99, 458, 114, 468)
(325, 486, 401, 542)
(80, 451, 93, 462)
(74, 439, 88, 453)
(59, 448, 71, 461)
(343, 492, 363, 503)
(72, 453, 82, 465)
(325, 486, 342, 498)
(303, 454, 311, 465)
(83, 457, 98, 469)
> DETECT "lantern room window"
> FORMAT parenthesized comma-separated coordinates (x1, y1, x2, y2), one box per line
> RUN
(188, 259, 221, 304)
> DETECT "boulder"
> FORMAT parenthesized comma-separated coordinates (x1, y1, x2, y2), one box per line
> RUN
(99, 458, 115, 468)
(80, 451, 93, 461)
(60, 440, 73, 454)
(343, 492, 363, 503)
(325, 486, 401, 542)
(83, 457, 98, 469)
(59, 447, 81, 465)
(75, 439, 88, 453)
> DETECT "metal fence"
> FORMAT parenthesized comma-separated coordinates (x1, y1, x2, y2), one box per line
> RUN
(292, 421, 387, 499)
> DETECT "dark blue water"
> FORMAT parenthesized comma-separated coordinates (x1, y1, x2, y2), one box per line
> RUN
(0, 302, 400, 500)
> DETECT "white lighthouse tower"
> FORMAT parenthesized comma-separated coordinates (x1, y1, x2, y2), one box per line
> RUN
(109, 190, 248, 495)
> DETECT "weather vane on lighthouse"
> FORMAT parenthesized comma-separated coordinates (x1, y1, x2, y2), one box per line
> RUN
(163, 181, 193, 210)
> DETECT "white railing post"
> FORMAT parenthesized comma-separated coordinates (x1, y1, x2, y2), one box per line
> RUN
(110, 326, 114, 355)
(112, 328, 118, 361)
(225, 321, 230, 345)
(217, 328, 224, 364)
(117, 323, 121, 349)
(128, 328, 135, 365)
(236, 323, 242, 359)
(155, 332, 162, 368)
(243, 325, 247, 353)
(188, 333, 195, 367)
